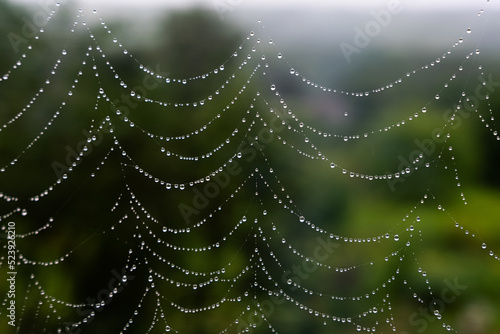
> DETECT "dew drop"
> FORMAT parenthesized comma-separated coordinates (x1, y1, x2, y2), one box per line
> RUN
(299, 216, 305, 223)
(21, 209, 28, 216)
(482, 243, 487, 249)
(277, 53, 283, 59)
(421, 107, 427, 113)
(467, 28, 471, 34)
(290, 68, 295, 75)
(394, 235, 399, 241)
(270, 84, 276, 91)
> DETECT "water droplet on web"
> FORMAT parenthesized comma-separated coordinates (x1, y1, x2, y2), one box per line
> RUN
(290, 68, 295, 75)
(122, 275, 127, 282)
(270, 84, 276, 91)
(21, 209, 28, 216)
(277, 53, 283, 59)
(394, 235, 399, 241)
(435, 94, 439, 100)
(482, 243, 487, 249)
(467, 28, 471, 34)
(421, 107, 427, 113)
(299, 216, 305, 222)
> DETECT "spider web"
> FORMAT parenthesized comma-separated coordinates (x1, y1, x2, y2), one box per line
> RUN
(1, 1, 500, 333)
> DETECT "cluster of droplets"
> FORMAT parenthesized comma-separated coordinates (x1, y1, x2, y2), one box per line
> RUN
(0, 2, 62, 83)
(271, 25, 477, 96)
(267, 51, 489, 143)
(0, 51, 74, 135)
(1, 2, 499, 334)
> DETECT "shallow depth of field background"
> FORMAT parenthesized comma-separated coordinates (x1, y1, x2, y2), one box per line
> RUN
(1, 1, 500, 333)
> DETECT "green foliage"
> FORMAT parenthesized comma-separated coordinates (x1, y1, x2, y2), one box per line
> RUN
(0, 3, 499, 334)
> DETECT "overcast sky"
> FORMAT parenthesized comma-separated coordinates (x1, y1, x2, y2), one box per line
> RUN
(94, 0, 486, 10)
(13, 0, 490, 11)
